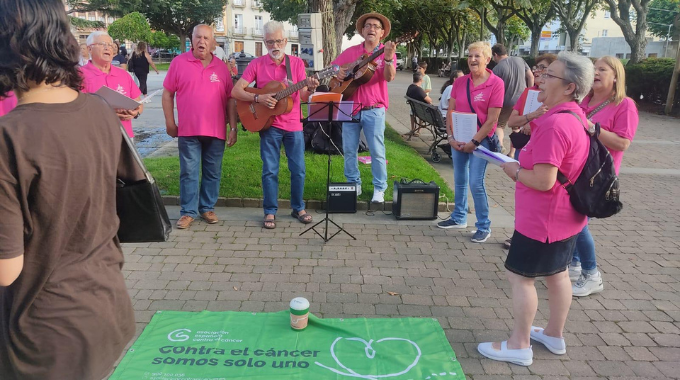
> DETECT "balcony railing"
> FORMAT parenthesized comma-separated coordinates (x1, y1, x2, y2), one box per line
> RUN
(231, 27, 245, 36)
(251, 27, 263, 37)
(287, 30, 299, 39)
(232, 0, 245, 8)
(252, 0, 263, 9)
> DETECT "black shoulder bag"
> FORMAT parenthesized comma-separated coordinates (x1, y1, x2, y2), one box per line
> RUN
(466, 78, 502, 152)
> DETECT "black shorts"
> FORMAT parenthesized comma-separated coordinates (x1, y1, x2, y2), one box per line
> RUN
(505, 230, 577, 278)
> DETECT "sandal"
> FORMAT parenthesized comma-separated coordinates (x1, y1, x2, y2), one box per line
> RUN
(291, 210, 313, 224)
(263, 215, 276, 229)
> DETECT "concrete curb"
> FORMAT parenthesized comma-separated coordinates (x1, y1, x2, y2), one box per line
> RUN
(161, 195, 455, 212)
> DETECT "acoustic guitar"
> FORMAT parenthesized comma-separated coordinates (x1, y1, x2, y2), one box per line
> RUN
(328, 32, 418, 98)
(237, 65, 339, 132)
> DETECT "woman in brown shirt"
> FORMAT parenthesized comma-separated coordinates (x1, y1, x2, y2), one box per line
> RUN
(0, 0, 135, 378)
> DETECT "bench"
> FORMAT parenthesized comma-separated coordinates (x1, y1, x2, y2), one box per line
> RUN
(404, 96, 450, 162)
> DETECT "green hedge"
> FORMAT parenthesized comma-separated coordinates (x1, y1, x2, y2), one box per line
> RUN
(625, 58, 680, 106)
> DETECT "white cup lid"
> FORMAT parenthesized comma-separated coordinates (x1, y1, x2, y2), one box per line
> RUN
(290, 297, 310, 310)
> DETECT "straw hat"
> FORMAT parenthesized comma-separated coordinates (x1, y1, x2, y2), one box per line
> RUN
(355, 12, 391, 38)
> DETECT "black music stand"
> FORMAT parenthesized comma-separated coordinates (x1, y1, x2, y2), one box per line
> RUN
(300, 101, 361, 242)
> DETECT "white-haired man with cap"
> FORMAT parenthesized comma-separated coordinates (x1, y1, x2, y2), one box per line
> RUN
(332, 13, 396, 204)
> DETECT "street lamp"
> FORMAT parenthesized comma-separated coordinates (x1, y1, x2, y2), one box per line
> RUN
(647, 22, 673, 57)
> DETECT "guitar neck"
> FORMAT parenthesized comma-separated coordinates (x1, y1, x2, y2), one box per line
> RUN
(275, 76, 314, 101)
(348, 47, 386, 78)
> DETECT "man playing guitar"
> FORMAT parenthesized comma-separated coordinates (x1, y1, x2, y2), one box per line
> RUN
(332, 12, 396, 203)
(231, 21, 319, 229)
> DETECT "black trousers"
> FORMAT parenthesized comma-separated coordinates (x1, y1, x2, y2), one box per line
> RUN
(134, 70, 148, 95)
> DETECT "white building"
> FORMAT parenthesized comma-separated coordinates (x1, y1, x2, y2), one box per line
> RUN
(214, 0, 299, 57)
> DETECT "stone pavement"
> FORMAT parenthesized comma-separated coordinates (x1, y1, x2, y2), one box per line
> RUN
(118, 70, 680, 379)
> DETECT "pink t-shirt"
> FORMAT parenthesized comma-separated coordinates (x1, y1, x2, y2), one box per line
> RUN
(0, 92, 18, 117)
(515, 101, 589, 243)
(164, 52, 232, 139)
(580, 95, 638, 174)
(450, 69, 504, 138)
(80, 62, 142, 138)
(240, 54, 307, 132)
(332, 43, 396, 109)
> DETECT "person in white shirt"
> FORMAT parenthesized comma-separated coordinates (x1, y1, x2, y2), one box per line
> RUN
(438, 70, 464, 119)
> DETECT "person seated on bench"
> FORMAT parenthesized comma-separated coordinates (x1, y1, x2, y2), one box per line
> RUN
(407, 72, 432, 136)
(439, 70, 464, 120)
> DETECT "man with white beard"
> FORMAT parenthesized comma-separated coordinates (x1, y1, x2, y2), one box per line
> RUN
(231, 21, 319, 230)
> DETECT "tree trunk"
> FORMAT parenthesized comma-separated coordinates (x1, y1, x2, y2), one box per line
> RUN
(530, 27, 541, 58)
(480, 8, 485, 40)
(567, 29, 579, 52)
(333, 0, 358, 54)
(309, 0, 336, 66)
(178, 32, 187, 52)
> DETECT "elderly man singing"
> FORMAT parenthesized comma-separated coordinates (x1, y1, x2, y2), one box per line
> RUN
(80, 31, 142, 139)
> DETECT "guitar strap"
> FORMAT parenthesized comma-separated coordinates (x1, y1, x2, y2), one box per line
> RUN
(285, 54, 292, 85)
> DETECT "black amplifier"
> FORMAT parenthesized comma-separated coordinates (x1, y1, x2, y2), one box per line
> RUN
(392, 180, 439, 220)
(328, 182, 357, 213)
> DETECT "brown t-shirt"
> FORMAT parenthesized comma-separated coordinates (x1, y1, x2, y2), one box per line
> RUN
(0, 93, 135, 380)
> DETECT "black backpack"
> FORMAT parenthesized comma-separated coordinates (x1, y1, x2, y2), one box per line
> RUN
(556, 110, 623, 218)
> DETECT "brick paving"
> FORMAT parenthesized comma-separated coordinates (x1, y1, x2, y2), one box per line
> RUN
(117, 71, 680, 379)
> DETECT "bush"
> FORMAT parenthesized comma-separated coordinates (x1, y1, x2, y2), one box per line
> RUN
(625, 58, 680, 106)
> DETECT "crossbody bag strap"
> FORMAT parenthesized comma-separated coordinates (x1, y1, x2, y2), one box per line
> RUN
(555, 110, 587, 189)
(466, 78, 483, 129)
(587, 99, 610, 119)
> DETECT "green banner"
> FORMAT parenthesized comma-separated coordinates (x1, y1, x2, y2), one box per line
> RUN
(111, 310, 465, 380)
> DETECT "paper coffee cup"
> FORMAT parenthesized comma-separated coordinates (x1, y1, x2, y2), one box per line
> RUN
(289, 297, 310, 330)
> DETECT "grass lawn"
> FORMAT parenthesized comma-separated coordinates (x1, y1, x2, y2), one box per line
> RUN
(144, 125, 454, 202)
(155, 63, 171, 71)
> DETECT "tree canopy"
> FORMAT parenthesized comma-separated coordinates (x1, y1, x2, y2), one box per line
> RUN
(107, 12, 151, 42)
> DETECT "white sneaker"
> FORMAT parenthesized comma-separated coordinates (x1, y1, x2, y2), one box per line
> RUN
(568, 262, 582, 281)
(371, 190, 385, 203)
(572, 271, 604, 297)
(356, 184, 362, 196)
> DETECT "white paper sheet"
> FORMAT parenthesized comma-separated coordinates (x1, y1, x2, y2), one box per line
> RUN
(472, 145, 518, 166)
(522, 89, 542, 116)
(451, 111, 477, 143)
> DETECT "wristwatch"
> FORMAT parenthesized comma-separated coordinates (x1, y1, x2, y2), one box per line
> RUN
(384, 58, 394, 63)
(471, 139, 481, 147)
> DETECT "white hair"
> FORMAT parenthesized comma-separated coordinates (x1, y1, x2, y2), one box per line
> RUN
(192, 24, 214, 39)
(86, 31, 110, 46)
(263, 21, 284, 36)
(557, 51, 594, 102)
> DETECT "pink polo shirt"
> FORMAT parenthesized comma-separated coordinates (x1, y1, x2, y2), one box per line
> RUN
(450, 69, 504, 138)
(240, 54, 307, 132)
(515, 101, 589, 243)
(80, 62, 141, 138)
(580, 95, 638, 174)
(164, 52, 232, 139)
(332, 43, 396, 109)
(0, 92, 17, 117)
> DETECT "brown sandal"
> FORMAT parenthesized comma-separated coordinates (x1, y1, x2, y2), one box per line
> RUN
(263, 215, 276, 229)
(291, 210, 313, 224)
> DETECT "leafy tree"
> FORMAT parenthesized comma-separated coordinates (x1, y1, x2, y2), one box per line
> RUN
(139, 0, 226, 50)
(107, 12, 151, 43)
(553, 0, 600, 52)
(504, 16, 530, 53)
(66, 0, 140, 16)
(69, 17, 105, 30)
(514, 0, 556, 57)
(473, 0, 518, 48)
(149, 31, 182, 51)
(603, 0, 652, 64)
(647, 0, 679, 39)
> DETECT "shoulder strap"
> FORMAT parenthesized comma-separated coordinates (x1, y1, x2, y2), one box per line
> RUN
(466, 78, 483, 129)
(285, 55, 292, 84)
(587, 99, 610, 119)
(555, 110, 587, 188)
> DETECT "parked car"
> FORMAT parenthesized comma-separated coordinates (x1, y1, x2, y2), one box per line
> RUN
(151, 50, 178, 60)
(395, 52, 404, 71)
(230, 51, 255, 59)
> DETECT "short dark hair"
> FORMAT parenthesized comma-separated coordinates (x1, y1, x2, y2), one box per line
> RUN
(418, 61, 427, 69)
(0, 0, 82, 97)
(413, 72, 423, 83)
(491, 43, 507, 56)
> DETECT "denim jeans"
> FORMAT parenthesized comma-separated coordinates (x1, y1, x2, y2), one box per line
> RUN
(450, 137, 491, 233)
(260, 127, 306, 216)
(342, 107, 387, 192)
(571, 220, 597, 271)
(178, 136, 226, 218)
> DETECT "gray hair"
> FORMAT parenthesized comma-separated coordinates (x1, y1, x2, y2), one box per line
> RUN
(557, 51, 594, 102)
(192, 24, 214, 38)
(86, 31, 110, 46)
(263, 21, 284, 36)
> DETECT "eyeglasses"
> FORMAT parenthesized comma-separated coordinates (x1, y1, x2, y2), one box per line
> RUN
(89, 42, 116, 49)
(532, 64, 548, 71)
(265, 39, 286, 47)
(363, 23, 383, 30)
(541, 73, 569, 82)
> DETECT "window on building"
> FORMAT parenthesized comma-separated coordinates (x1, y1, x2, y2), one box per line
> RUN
(602, 29, 608, 37)
(235, 41, 244, 54)
(255, 15, 263, 32)
(234, 14, 243, 33)
(648, 53, 658, 58)
(616, 53, 624, 58)
(215, 17, 224, 32)
(88, 15, 95, 21)
(604, 11, 611, 18)
(255, 42, 262, 57)
(107, 17, 114, 23)
(98, 17, 104, 22)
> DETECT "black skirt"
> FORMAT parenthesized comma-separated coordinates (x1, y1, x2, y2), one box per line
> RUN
(505, 230, 577, 278)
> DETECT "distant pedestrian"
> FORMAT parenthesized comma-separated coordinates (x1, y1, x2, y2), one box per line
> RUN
(492, 43, 534, 156)
(417, 61, 431, 95)
(412, 55, 418, 72)
(162, 24, 238, 230)
(129, 41, 159, 95)
(438, 70, 464, 120)
(228, 57, 238, 77)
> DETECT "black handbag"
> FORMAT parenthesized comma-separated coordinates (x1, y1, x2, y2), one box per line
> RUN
(116, 126, 172, 243)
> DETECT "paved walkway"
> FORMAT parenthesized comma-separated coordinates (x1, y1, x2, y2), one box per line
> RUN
(119, 71, 680, 379)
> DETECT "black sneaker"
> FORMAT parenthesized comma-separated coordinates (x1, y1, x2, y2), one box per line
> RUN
(437, 219, 467, 229)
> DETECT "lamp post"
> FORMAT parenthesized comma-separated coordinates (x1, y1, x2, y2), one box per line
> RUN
(647, 22, 673, 57)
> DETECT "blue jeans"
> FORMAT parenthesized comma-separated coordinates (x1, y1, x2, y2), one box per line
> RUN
(178, 136, 226, 218)
(571, 221, 597, 271)
(450, 138, 491, 233)
(342, 107, 387, 192)
(260, 127, 306, 216)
